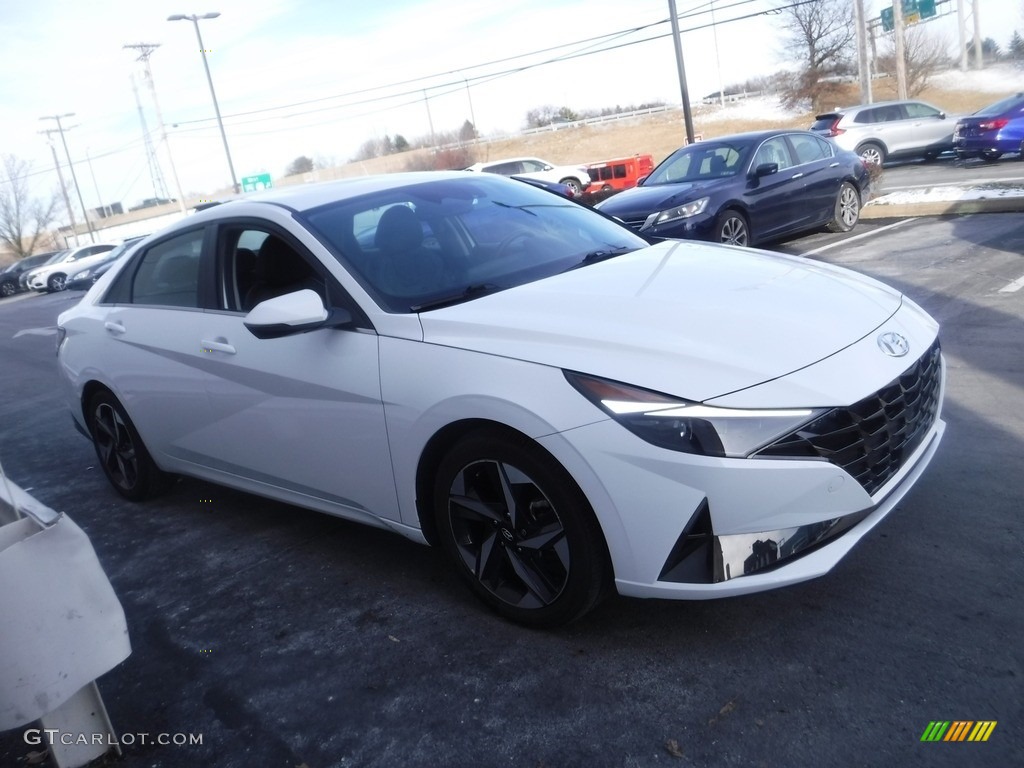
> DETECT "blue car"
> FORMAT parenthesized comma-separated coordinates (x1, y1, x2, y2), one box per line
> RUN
(595, 129, 870, 247)
(953, 92, 1024, 163)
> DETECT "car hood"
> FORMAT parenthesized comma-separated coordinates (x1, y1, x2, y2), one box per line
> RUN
(596, 179, 729, 217)
(418, 240, 903, 402)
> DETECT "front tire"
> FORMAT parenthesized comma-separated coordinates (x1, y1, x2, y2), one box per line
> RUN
(88, 391, 172, 501)
(827, 182, 861, 233)
(714, 209, 749, 246)
(47, 273, 66, 292)
(0, 281, 15, 297)
(433, 429, 609, 627)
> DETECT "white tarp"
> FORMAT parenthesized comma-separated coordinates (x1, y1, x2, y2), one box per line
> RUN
(0, 480, 131, 731)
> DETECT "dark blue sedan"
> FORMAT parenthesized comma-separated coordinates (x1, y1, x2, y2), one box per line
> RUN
(954, 92, 1024, 163)
(595, 129, 870, 247)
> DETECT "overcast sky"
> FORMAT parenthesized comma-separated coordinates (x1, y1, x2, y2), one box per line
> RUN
(2, 0, 1022, 215)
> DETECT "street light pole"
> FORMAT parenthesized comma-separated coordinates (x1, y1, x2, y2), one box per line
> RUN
(40, 113, 96, 243)
(168, 12, 240, 194)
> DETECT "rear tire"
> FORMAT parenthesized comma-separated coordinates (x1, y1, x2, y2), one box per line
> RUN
(558, 177, 583, 196)
(433, 428, 609, 627)
(88, 390, 173, 501)
(981, 150, 1002, 164)
(858, 142, 885, 166)
(826, 182, 861, 233)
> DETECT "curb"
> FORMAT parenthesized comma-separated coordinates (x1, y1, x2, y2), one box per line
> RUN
(862, 195, 1024, 219)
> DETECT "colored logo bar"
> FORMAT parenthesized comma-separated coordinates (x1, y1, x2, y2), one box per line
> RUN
(920, 721, 997, 742)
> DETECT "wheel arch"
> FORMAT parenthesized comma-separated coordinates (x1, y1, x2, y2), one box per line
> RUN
(855, 140, 887, 160)
(415, 418, 539, 546)
(413, 418, 615, 582)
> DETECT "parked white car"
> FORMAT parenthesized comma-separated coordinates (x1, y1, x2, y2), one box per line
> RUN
(57, 172, 945, 626)
(465, 156, 590, 196)
(26, 243, 118, 292)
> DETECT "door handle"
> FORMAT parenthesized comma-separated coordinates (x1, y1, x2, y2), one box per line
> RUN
(200, 338, 236, 355)
(829, 162, 840, 167)
(104, 321, 126, 335)
(790, 172, 804, 179)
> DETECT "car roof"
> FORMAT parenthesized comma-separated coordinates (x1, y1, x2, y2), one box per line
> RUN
(186, 171, 522, 215)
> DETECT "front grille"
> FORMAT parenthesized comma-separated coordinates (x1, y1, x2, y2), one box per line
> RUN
(619, 217, 647, 232)
(756, 339, 942, 496)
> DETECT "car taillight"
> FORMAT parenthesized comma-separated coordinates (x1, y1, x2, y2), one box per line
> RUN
(826, 119, 844, 137)
(979, 118, 1009, 131)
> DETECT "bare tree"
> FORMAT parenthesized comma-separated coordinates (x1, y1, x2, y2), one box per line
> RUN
(878, 27, 952, 96)
(0, 155, 59, 260)
(777, 0, 857, 111)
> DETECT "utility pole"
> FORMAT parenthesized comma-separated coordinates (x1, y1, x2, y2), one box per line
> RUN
(972, 0, 983, 69)
(667, 0, 696, 145)
(892, 0, 908, 100)
(855, 0, 872, 103)
(957, 0, 968, 71)
(39, 114, 95, 243)
(124, 44, 187, 213)
(39, 129, 79, 247)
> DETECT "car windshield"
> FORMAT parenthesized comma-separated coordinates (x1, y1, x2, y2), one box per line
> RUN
(41, 250, 69, 266)
(643, 141, 753, 185)
(300, 175, 648, 313)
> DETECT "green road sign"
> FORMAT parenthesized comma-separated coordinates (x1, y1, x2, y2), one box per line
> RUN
(241, 173, 273, 193)
(881, 0, 936, 32)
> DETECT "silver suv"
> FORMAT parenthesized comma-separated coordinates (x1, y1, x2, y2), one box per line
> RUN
(810, 100, 957, 165)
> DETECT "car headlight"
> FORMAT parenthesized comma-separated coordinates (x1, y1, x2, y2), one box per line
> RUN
(565, 371, 828, 458)
(641, 197, 709, 230)
(73, 269, 91, 280)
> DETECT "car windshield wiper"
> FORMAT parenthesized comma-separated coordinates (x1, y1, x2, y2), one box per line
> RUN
(410, 283, 504, 312)
(563, 246, 636, 272)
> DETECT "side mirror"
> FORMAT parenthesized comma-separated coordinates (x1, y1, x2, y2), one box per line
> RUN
(243, 289, 351, 339)
(636, 175, 649, 186)
(753, 162, 779, 178)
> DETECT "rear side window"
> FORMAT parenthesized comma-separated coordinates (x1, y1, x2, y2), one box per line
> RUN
(790, 134, 833, 164)
(104, 229, 205, 307)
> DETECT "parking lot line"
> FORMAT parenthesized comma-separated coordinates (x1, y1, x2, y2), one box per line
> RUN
(998, 274, 1024, 293)
(804, 218, 918, 256)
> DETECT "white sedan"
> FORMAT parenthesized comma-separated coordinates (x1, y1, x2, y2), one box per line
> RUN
(465, 156, 590, 196)
(57, 172, 945, 626)
(26, 243, 118, 292)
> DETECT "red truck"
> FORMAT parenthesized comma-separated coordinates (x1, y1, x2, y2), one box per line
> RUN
(585, 154, 654, 194)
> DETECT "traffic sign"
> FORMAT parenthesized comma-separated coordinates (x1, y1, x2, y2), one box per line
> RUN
(241, 173, 273, 193)
(881, 0, 937, 32)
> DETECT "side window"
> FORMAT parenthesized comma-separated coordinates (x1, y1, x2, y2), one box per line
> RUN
(613, 163, 628, 179)
(130, 230, 204, 308)
(790, 134, 831, 164)
(905, 102, 940, 119)
(218, 226, 327, 312)
(754, 138, 793, 171)
(519, 160, 546, 173)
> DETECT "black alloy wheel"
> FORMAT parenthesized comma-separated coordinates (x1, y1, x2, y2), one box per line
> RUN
(88, 391, 172, 501)
(434, 429, 609, 626)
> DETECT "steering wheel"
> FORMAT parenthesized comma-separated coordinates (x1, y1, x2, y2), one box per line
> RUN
(495, 232, 534, 259)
